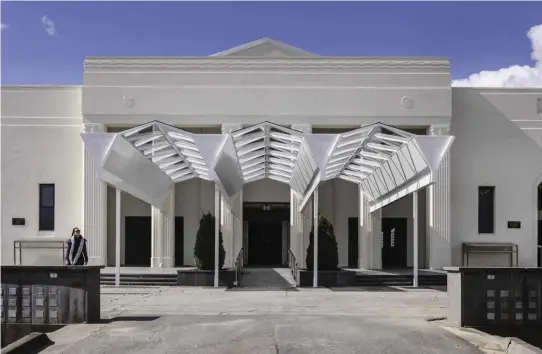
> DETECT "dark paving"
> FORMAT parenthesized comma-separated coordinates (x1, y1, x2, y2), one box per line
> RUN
(60, 315, 482, 354)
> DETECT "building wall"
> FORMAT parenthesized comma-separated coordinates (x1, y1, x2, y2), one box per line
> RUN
(450, 88, 542, 267)
(1, 86, 84, 265)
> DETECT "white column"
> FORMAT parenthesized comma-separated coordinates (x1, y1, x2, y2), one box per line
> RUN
(214, 184, 221, 288)
(371, 208, 383, 269)
(150, 189, 175, 268)
(115, 188, 121, 287)
(358, 187, 372, 269)
(413, 190, 419, 287)
(151, 206, 164, 268)
(221, 123, 243, 269)
(313, 188, 319, 288)
(83, 123, 107, 266)
(291, 124, 312, 268)
(427, 125, 452, 269)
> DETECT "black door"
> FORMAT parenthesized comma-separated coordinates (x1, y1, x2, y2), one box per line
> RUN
(381, 218, 408, 268)
(125, 216, 151, 266)
(348, 217, 359, 268)
(538, 220, 542, 267)
(175, 216, 184, 267)
(244, 204, 288, 267)
(248, 220, 283, 266)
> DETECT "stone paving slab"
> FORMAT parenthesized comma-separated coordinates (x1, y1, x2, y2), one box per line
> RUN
(49, 315, 482, 354)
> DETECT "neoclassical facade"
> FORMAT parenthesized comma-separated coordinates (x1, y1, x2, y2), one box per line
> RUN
(2, 38, 542, 270)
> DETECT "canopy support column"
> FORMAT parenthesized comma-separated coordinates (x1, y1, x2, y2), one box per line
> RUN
(413, 190, 419, 288)
(214, 184, 221, 288)
(313, 187, 319, 288)
(115, 188, 121, 288)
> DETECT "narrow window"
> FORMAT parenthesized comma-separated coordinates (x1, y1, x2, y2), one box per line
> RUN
(478, 186, 495, 234)
(39, 184, 55, 231)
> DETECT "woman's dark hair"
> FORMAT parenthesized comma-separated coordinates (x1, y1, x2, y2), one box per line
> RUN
(72, 227, 81, 236)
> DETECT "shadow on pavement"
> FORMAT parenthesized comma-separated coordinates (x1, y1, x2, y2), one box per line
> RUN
(98, 316, 161, 324)
(329, 286, 405, 292)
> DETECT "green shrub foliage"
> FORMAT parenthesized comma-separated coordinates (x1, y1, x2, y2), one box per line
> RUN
(193, 212, 226, 270)
(306, 214, 339, 270)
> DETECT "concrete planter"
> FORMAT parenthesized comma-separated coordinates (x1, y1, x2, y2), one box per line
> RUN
(297, 269, 356, 287)
(177, 269, 235, 287)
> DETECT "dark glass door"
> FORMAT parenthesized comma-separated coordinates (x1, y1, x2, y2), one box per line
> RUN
(175, 216, 184, 267)
(125, 216, 152, 266)
(381, 218, 408, 268)
(348, 217, 359, 268)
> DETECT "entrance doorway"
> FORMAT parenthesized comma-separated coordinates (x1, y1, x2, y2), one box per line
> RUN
(348, 217, 359, 268)
(381, 217, 408, 268)
(244, 203, 289, 267)
(175, 216, 184, 267)
(125, 216, 151, 266)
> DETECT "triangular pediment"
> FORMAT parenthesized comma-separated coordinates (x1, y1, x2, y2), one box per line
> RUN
(210, 37, 318, 57)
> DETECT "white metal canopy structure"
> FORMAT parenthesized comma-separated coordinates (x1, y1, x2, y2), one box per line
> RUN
(81, 120, 454, 288)
(81, 121, 454, 213)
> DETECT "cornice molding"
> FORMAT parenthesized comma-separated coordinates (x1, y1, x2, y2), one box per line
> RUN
(84, 57, 450, 73)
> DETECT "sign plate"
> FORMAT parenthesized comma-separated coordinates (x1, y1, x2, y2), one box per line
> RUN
(507, 221, 521, 229)
(12, 218, 25, 226)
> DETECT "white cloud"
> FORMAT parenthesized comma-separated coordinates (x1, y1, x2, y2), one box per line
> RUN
(452, 24, 542, 88)
(1, 23, 9, 30)
(41, 15, 57, 36)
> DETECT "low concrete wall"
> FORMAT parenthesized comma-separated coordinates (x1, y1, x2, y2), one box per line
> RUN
(1, 266, 103, 325)
(445, 267, 542, 328)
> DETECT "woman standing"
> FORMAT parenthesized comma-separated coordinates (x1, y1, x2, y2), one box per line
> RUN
(65, 227, 88, 265)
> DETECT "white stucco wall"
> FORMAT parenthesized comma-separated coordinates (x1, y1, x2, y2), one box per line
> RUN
(450, 88, 542, 267)
(1, 86, 84, 265)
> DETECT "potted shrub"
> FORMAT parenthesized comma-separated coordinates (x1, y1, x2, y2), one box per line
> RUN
(193, 212, 225, 270)
(299, 214, 355, 287)
(306, 214, 339, 270)
(178, 212, 234, 286)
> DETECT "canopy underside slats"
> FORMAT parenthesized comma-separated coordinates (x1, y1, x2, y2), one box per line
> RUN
(81, 120, 454, 212)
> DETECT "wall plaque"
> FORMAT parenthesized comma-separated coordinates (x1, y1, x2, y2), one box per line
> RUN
(507, 221, 521, 229)
(12, 218, 25, 226)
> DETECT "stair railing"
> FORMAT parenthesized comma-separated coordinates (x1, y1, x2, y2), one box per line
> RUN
(234, 247, 244, 287)
(288, 249, 298, 283)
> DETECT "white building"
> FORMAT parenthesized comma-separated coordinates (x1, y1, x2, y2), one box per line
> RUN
(2, 38, 542, 271)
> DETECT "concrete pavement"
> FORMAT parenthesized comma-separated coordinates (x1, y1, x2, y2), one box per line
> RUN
(40, 285, 482, 354)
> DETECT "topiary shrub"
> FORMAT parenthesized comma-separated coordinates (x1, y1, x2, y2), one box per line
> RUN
(306, 214, 339, 271)
(193, 212, 226, 270)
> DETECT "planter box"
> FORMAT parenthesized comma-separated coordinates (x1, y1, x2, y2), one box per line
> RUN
(177, 269, 235, 287)
(297, 269, 356, 287)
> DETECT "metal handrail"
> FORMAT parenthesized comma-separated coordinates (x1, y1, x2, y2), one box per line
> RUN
(13, 240, 66, 265)
(288, 249, 298, 282)
(234, 247, 244, 287)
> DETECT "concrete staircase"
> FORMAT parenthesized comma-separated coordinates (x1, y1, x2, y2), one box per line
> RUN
(232, 267, 297, 290)
(100, 273, 178, 286)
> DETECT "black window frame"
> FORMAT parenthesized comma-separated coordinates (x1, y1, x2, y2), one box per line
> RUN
(39, 183, 55, 231)
(478, 186, 495, 234)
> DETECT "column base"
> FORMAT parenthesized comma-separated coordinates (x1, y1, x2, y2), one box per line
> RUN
(150, 257, 174, 268)
(88, 256, 105, 266)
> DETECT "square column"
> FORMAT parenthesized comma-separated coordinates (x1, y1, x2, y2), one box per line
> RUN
(427, 125, 452, 269)
(313, 188, 319, 287)
(214, 184, 221, 288)
(115, 188, 121, 287)
(83, 123, 108, 266)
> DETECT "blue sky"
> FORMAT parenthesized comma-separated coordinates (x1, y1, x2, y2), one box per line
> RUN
(1, 1, 541, 85)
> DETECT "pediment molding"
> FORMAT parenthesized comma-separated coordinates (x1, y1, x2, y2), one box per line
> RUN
(84, 57, 450, 73)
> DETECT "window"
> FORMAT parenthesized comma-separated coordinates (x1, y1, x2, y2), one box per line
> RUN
(478, 186, 495, 234)
(39, 184, 55, 231)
